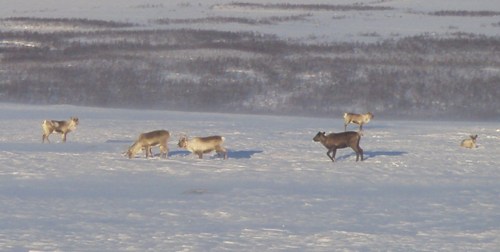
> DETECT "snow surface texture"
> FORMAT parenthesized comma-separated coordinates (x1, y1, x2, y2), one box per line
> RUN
(0, 103, 499, 251)
(1, 0, 500, 42)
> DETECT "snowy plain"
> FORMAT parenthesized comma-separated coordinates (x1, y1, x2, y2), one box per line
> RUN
(1, 0, 500, 251)
(0, 103, 499, 251)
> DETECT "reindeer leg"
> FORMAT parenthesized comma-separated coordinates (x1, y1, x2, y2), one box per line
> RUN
(62, 133, 67, 143)
(42, 123, 52, 143)
(217, 150, 228, 159)
(327, 148, 337, 162)
(216, 146, 227, 160)
(352, 145, 364, 161)
(148, 146, 154, 158)
(353, 148, 359, 161)
(159, 145, 168, 159)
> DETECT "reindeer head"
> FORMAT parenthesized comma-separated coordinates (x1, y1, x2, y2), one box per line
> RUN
(70, 117, 79, 125)
(367, 112, 374, 120)
(126, 142, 141, 159)
(313, 132, 326, 142)
(470, 135, 478, 142)
(178, 136, 188, 148)
(125, 150, 133, 159)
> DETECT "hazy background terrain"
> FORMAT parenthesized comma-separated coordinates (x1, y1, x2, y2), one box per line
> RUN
(1, 0, 499, 119)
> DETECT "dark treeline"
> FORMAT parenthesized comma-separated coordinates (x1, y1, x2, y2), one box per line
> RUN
(429, 10, 500, 17)
(155, 14, 311, 26)
(215, 2, 394, 11)
(1, 25, 499, 120)
(1, 17, 136, 28)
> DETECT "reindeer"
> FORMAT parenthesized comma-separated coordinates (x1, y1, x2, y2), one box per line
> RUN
(313, 131, 363, 162)
(343, 112, 374, 131)
(178, 135, 227, 159)
(126, 130, 170, 159)
(460, 135, 478, 149)
(42, 117, 79, 143)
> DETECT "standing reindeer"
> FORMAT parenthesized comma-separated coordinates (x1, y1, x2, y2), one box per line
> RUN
(126, 130, 170, 159)
(343, 112, 374, 131)
(42, 117, 79, 143)
(460, 135, 478, 149)
(313, 131, 363, 162)
(178, 135, 227, 159)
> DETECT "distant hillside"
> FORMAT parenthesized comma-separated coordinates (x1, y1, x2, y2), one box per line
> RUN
(0, 18, 499, 120)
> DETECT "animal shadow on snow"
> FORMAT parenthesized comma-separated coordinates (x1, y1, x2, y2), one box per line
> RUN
(105, 139, 132, 144)
(229, 150, 263, 159)
(168, 150, 192, 158)
(335, 150, 407, 161)
(167, 149, 263, 159)
(363, 150, 407, 160)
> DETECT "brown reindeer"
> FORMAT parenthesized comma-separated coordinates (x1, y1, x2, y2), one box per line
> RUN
(313, 131, 363, 162)
(126, 130, 170, 159)
(178, 135, 227, 159)
(343, 112, 374, 131)
(42, 117, 79, 143)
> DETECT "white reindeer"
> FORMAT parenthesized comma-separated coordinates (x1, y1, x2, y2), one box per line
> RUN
(42, 117, 79, 143)
(343, 112, 374, 131)
(178, 135, 227, 159)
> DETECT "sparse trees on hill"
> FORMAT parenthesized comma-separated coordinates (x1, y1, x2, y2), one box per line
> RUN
(0, 19, 499, 119)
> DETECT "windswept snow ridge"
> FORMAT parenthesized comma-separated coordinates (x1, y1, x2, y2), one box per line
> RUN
(0, 103, 499, 251)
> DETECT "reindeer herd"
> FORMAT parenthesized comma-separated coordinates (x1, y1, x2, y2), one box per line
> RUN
(40, 116, 228, 160)
(41, 112, 479, 162)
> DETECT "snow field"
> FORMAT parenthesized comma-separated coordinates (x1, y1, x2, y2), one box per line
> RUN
(0, 103, 499, 251)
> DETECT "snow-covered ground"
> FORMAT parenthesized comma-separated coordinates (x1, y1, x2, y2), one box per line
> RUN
(0, 103, 499, 251)
(1, 1, 500, 250)
(1, 0, 500, 42)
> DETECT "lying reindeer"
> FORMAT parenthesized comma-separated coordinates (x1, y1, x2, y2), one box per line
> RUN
(42, 117, 79, 143)
(178, 135, 227, 159)
(343, 112, 374, 131)
(313, 131, 363, 162)
(126, 130, 170, 159)
(460, 135, 478, 149)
